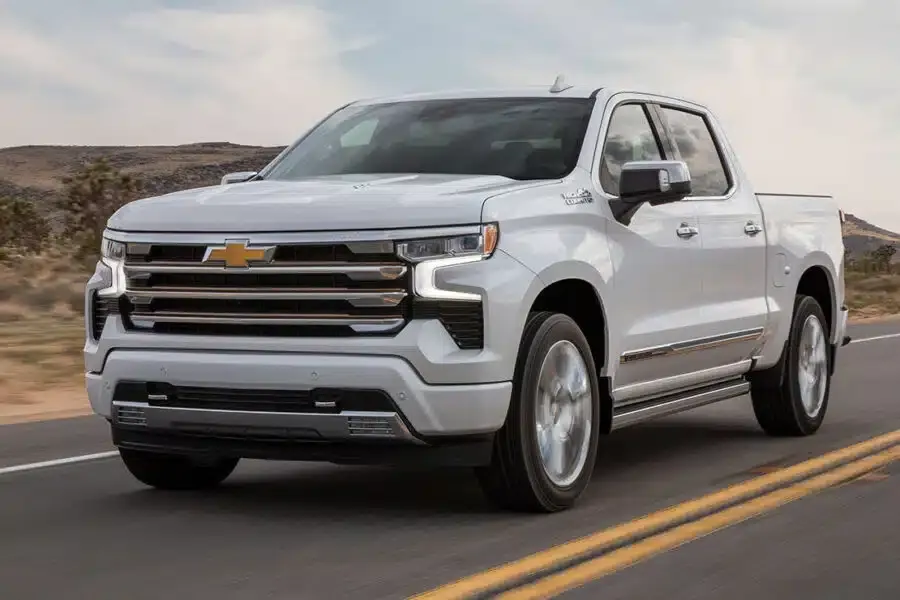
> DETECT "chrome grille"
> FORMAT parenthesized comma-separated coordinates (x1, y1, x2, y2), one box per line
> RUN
(120, 240, 410, 337)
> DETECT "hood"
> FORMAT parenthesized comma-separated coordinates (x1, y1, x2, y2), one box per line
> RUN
(108, 173, 547, 233)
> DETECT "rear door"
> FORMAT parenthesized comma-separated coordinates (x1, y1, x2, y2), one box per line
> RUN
(653, 102, 769, 369)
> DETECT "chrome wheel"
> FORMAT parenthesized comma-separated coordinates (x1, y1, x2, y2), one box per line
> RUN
(534, 340, 593, 488)
(797, 314, 828, 419)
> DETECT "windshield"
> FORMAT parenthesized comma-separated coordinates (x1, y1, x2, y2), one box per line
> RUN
(263, 97, 595, 182)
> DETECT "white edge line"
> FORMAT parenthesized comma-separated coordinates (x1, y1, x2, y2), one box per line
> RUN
(0, 450, 118, 476)
(850, 332, 900, 344)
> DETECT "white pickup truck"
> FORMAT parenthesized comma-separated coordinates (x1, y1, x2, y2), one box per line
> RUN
(85, 78, 849, 512)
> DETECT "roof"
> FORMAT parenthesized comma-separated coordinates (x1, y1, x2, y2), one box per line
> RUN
(349, 83, 709, 112)
(350, 84, 604, 106)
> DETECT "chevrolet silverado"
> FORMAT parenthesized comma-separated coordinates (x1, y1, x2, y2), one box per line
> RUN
(85, 78, 849, 512)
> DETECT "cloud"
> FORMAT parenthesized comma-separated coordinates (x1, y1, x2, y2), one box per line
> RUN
(473, 0, 900, 230)
(1, 0, 898, 228)
(0, 1, 373, 147)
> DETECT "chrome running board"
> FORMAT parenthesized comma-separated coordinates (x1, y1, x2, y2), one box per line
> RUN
(611, 378, 750, 431)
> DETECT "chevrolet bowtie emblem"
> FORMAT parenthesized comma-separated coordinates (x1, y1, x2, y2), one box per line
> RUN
(202, 240, 276, 268)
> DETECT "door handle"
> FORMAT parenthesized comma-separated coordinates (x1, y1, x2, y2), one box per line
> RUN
(744, 221, 763, 236)
(676, 223, 699, 239)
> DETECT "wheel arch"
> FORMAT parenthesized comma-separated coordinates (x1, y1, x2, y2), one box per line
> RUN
(796, 264, 835, 337)
(523, 263, 613, 433)
(755, 255, 840, 375)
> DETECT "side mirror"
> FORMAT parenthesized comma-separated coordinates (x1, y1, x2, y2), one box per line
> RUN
(220, 171, 258, 185)
(619, 160, 692, 206)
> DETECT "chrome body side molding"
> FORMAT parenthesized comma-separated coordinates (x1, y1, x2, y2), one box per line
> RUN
(619, 327, 765, 364)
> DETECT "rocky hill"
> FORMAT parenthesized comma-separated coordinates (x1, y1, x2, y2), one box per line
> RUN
(842, 212, 900, 259)
(1, 143, 898, 258)
(0, 143, 285, 219)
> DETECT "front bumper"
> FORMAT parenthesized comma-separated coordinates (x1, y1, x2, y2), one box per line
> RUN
(84, 234, 540, 459)
(87, 349, 512, 443)
(110, 426, 496, 466)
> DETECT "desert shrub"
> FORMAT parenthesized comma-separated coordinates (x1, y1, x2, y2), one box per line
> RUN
(0, 287, 12, 302)
(0, 197, 50, 254)
(58, 158, 142, 259)
(19, 283, 62, 311)
(850, 274, 900, 294)
(0, 305, 23, 323)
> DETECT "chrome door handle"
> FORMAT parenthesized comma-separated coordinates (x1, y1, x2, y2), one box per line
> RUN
(744, 221, 763, 236)
(676, 223, 699, 239)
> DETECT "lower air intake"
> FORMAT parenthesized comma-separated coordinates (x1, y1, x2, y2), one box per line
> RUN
(115, 404, 147, 427)
(346, 415, 394, 438)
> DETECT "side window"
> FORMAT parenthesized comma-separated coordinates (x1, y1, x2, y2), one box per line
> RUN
(660, 107, 730, 196)
(599, 104, 663, 196)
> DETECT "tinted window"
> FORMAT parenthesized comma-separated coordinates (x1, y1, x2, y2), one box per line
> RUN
(599, 104, 663, 196)
(660, 107, 730, 196)
(265, 98, 595, 182)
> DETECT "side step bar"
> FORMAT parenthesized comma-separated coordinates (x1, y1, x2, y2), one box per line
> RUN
(611, 378, 750, 431)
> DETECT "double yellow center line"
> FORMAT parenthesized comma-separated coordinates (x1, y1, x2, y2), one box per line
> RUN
(412, 429, 900, 600)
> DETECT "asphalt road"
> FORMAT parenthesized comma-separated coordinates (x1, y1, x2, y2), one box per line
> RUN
(565, 459, 899, 600)
(1, 321, 899, 600)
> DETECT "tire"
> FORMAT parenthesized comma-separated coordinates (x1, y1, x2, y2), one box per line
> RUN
(749, 294, 832, 437)
(475, 311, 601, 512)
(119, 448, 239, 490)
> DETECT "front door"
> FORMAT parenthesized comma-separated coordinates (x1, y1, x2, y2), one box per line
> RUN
(592, 99, 707, 401)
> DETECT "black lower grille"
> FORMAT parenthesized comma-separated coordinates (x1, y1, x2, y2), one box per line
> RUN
(113, 382, 395, 414)
(412, 300, 484, 350)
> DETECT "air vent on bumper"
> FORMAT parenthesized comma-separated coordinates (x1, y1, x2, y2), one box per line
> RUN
(346, 415, 396, 437)
(412, 300, 484, 349)
(115, 404, 147, 427)
(90, 292, 109, 341)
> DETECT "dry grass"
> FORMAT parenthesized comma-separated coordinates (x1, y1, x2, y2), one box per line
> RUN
(0, 253, 91, 424)
(1, 256, 899, 425)
(0, 315, 89, 424)
(844, 271, 900, 319)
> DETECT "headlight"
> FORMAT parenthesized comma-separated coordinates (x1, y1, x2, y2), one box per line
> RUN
(398, 224, 499, 302)
(396, 223, 499, 263)
(101, 237, 126, 261)
(97, 235, 127, 297)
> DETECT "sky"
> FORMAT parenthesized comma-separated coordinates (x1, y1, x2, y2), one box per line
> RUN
(1, 0, 898, 229)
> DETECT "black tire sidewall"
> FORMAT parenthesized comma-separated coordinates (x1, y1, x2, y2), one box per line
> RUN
(515, 313, 601, 508)
(119, 449, 238, 489)
(784, 296, 831, 433)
